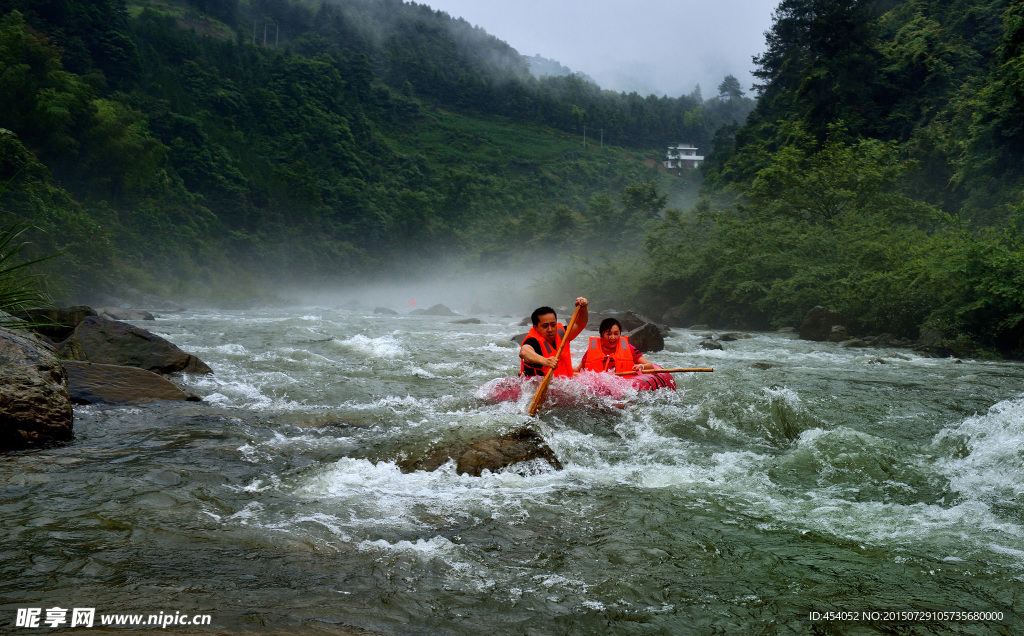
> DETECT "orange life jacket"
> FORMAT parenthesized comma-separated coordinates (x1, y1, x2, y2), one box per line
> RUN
(583, 336, 634, 374)
(520, 323, 574, 378)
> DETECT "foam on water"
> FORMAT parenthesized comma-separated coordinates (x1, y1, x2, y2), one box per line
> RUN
(770, 497, 1024, 566)
(251, 346, 335, 366)
(405, 365, 437, 379)
(339, 394, 432, 412)
(935, 397, 1024, 504)
(331, 333, 405, 358)
(240, 430, 362, 458)
(179, 315, 1024, 568)
(357, 535, 457, 556)
(192, 372, 307, 408)
(278, 456, 582, 550)
(44, 310, 1024, 631)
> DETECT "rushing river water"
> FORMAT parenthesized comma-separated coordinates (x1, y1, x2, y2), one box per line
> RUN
(4, 306, 1024, 634)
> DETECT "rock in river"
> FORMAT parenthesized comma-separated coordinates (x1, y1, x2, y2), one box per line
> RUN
(96, 307, 155, 321)
(700, 339, 724, 350)
(626, 323, 665, 353)
(719, 332, 752, 341)
(58, 316, 212, 375)
(63, 361, 200, 405)
(16, 305, 97, 341)
(398, 428, 563, 477)
(799, 306, 846, 342)
(419, 303, 458, 316)
(0, 326, 73, 450)
(588, 310, 655, 332)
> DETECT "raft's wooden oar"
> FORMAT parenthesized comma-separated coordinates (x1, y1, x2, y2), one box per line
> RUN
(527, 304, 583, 416)
(615, 367, 713, 375)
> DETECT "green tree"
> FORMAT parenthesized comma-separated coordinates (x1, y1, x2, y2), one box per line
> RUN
(620, 180, 668, 222)
(717, 74, 744, 101)
(752, 0, 885, 139)
(0, 11, 95, 160)
(957, 2, 1024, 186)
(80, 98, 168, 197)
(746, 122, 933, 225)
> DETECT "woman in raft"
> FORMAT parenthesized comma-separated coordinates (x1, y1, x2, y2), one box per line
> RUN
(576, 317, 654, 375)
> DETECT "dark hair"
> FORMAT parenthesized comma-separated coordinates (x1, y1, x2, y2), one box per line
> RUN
(599, 318, 622, 335)
(531, 306, 556, 326)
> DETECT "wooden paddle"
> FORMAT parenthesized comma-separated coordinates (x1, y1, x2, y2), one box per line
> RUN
(615, 367, 713, 375)
(527, 304, 583, 416)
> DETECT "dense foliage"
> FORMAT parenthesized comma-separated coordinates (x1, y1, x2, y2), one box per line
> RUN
(0, 224, 56, 328)
(641, 0, 1024, 357)
(7, 0, 1021, 358)
(0, 0, 751, 304)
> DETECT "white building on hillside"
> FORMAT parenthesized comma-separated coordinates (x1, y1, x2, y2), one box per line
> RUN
(664, 144, 704, 170)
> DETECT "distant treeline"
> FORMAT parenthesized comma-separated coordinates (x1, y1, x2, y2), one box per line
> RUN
(633, 0, 1024, 357)
(0, 0, 750, 301)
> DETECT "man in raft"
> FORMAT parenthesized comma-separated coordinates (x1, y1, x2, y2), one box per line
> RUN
(519, 298, 589, 378)
(576, 317, 653, 375)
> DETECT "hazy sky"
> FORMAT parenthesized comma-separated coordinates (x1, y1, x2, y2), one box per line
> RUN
(421, 0, 779, 98)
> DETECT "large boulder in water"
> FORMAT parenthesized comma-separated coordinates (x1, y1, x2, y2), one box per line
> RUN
(626, 323, 665, 353)
(0, 326, 73, 450)
(661, 303, 698, 328)
(64, 361, 199, 405)
(588, 310, 657, 332)
(398, 428, 563, 477)
(420, 303, 458, 316)
(827, 325, 849, 342)
(720, 332, 752, 341)
(799, 306, 846, 342)
(96, 307, 155, 321)
(16, 305, 97, 341)
(58, 316, 212, 375)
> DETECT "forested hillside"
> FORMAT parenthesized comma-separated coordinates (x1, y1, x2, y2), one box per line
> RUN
(640, 0, 1024, 357)
(0, 0, 751, 303)
(10, 0, 1020, 358)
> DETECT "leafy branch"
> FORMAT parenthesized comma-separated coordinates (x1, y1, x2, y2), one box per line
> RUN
(0, 225, 60, 329)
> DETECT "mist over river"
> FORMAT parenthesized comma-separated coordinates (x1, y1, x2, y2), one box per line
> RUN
(3, 306, 1024, 634)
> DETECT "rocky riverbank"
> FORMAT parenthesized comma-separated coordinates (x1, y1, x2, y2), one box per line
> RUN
(658, 302, 984, 358)
(3, 299, 970, 460)
(1, 304, 566, 477)
(0, 306, 211, 451)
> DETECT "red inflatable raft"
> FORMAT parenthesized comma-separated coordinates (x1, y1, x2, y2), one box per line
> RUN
(478, 366, 677, 405)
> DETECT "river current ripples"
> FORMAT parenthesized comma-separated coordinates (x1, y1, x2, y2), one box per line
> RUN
(3, 307, 1024, 634)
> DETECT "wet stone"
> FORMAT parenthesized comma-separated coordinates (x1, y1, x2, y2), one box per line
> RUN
(398, 428, 563, 477)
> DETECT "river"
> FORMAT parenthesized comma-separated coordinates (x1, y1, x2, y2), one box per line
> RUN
(2, 306, 1023, 634)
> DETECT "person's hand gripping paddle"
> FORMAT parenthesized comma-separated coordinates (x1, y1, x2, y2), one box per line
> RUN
(527, 304, 582, 416)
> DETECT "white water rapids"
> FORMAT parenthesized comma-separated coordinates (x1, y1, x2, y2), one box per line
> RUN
(3, 306, 1024, 633)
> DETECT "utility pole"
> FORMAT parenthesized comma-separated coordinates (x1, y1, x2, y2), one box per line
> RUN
(263, 22, 267, 47)
(253, 19, 257, 44)
(583, 125, 586, 149)
(275, 24, 279, 48)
